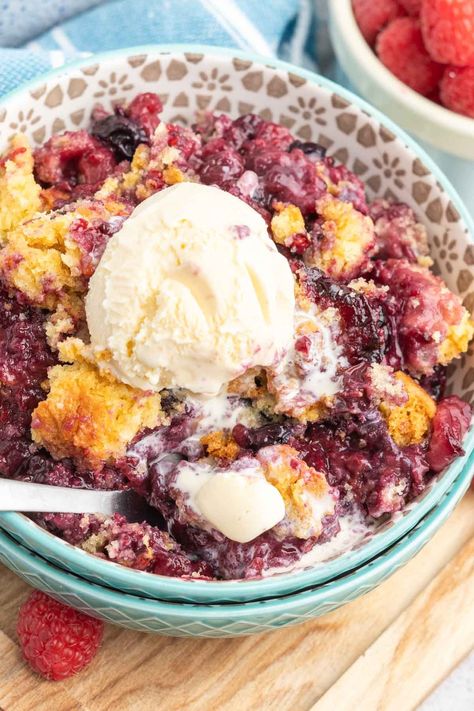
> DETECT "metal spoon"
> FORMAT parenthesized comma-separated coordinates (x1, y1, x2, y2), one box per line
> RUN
(0, 454, 182, 524)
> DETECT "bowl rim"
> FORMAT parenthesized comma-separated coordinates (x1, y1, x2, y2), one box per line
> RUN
(329, 0, 474, 141)
(2, 444, 472, 601)
(0, 455, 471, 622)
(0, 44, 473, 601)
(0, 41, 473, 221)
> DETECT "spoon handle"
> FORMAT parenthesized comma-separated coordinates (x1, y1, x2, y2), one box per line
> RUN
(0, 477, 119, 514)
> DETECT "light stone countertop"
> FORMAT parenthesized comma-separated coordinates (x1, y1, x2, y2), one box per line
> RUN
(419, 650, 474, 710)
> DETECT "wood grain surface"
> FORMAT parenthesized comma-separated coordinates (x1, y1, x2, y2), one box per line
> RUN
(0, 490, 473, 711)
(312, 537, 474, 711)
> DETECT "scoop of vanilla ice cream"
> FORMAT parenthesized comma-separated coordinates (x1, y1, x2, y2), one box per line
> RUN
(175, 459, 286, 543)
(86, 183, 295, 395)
(196, 472, 285, 543)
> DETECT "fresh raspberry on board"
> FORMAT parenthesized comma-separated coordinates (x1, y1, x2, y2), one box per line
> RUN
(352, 0, 405, 44)
(376, 17, 444, 94)
(440, 66, 474, 117)
(17, 591, 104, 681)
(398, 0, 422, 15)
(420, 0, 474, 66)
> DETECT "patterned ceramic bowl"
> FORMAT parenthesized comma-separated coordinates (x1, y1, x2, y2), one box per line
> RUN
(0, 456, 471, 637)
(0, 46, 473, 604)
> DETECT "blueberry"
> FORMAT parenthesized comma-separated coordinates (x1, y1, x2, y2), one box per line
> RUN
(91, 115, 148, 161)
(288, 140, 327, 159)
(232, 422, 296, 450)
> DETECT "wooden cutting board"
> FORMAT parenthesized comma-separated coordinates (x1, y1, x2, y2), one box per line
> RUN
(0, 490, 472, 711)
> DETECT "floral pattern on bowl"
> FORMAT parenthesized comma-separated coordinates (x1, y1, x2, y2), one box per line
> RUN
(0, 46, 472, 603)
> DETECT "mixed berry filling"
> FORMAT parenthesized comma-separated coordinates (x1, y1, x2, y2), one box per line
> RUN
(0, 92, 471, 581)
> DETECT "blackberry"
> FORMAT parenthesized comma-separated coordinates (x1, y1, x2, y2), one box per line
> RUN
(91, 114, 148, 161)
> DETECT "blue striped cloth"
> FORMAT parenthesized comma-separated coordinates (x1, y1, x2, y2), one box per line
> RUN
(0, 0, 337, 96)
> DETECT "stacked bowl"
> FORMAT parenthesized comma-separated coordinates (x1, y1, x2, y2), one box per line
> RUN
(0, 47, 473, 636)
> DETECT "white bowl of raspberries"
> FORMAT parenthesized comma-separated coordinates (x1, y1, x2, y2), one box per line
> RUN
(329, 0, 474, 159)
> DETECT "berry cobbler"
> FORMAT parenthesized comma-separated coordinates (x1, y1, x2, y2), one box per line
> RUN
(0, 92, 472, 580)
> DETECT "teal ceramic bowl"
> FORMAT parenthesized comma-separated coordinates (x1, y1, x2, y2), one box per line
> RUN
(0, 458, 472, 637)
(0, 46, 473, 604)
(2, 444, 472, 604)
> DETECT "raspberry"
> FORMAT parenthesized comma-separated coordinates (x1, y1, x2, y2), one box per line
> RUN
(17, 591, 103, 680)
(427, 396, 471, 472)
(246, 121, 294, 152)
(398, 0, 421, 15)
(426, 85, 442, 105)
(263, 151, 327, 215)
(199, 149, 245, 189)
(440, 65, 474, 117)
(34, 130, 116, 188)
(77, 146, 116, 185)
(421, 0, 474, 66)
(376, 17, 444, 95)
(223, 113, 264, 149)
(126, 92, 162, 137)
(287, 232, 311, 254)
(352, 0, 405, 45)
(372, 258, 467, 375)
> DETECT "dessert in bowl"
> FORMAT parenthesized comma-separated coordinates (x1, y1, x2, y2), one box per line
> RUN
(0, 460, 471, 636)
(0, 46, 473, 603)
